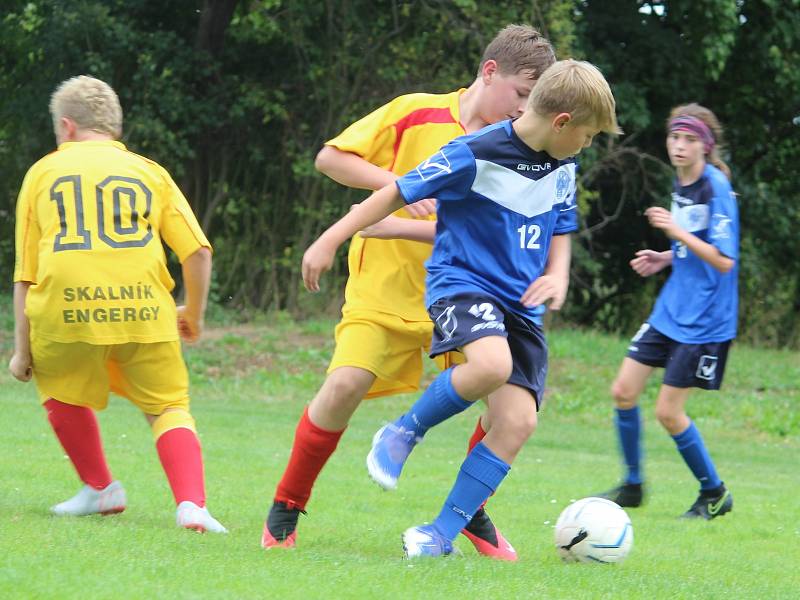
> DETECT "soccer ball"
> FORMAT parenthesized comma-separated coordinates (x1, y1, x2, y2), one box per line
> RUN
(554, 497, 633, 564)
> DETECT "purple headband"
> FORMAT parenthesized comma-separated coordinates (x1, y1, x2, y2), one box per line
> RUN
(669, 115, 715, 154)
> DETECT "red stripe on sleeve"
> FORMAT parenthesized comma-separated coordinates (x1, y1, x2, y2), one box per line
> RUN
(390, 107, 456, 171)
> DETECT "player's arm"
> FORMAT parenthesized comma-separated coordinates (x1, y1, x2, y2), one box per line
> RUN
(359, 214, 437, 243)
(177, 247, 212, 343)
(645, 207, 734, 273)
(9, 281, 33, 382)
(303, 183, 406, 292)
(315, 145, 397, 191)
(520, 234, 572, 310)
(630, 248, 672, 277)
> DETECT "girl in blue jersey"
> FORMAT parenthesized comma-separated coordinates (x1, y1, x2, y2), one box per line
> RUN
(599, 103, 738, 519)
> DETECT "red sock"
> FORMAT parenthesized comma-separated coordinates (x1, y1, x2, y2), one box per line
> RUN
(44, 398, 113, 490)
(274, 407, 345, 510)
(467, 417, 487, 454)
(156, 427, 206, 507)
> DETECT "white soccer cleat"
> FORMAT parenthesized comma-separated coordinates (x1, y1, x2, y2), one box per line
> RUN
(50, 481, 127, 517)
(176, 501, 228, 534)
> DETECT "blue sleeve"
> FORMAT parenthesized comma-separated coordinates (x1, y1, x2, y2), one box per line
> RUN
(554, 161, 579, 234)
(395, 140, 476, 204)
(708, 178, 739, 260)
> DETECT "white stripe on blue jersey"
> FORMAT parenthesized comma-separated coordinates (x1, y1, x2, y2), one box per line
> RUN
(396, 120, 578, 323)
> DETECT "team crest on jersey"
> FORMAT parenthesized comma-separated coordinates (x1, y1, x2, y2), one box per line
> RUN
(416, 150, 452, 181)
(555, 169, 571, 202)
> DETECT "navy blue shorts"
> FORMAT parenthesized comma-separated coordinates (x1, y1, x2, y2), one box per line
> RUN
(428, 293, 548, 408)
(626, 322, 731, 390)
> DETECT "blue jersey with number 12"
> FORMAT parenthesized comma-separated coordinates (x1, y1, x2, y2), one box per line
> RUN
(396, 120, 578, 324)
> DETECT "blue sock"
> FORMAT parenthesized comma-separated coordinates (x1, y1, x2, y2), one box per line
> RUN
(397, 368, 472, 437)
(615, 407, 643, 485)
(432, 442, 510, 542)
(671, 421, 721, 491)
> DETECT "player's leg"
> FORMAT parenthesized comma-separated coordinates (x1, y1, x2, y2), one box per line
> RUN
(265, 311, 422, 547)
(112, 341, 226, 533)
(264, 366, 375, 547)
(658, 341, 732, 519)
(367, 333, 511, 491)
(403, 383, 532, 558)
(30, 338, 126, 516)
(597, 323, 665, 506)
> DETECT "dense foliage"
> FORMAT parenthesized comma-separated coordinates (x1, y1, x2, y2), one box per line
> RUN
(1, 0, 797, 346)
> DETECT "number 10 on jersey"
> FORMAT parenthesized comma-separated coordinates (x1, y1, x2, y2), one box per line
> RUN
(51, 174, 153, 252)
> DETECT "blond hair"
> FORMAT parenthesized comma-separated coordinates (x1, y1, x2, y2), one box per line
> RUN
(667, 103, 731, 180)
(478, 24, 556, 80)
(49, 75, 122, 139)
(528, 59, 621, 135)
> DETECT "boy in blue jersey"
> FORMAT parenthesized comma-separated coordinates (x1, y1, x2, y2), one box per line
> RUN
(597, 103, 738, 520)
(302, 59, 621, 557)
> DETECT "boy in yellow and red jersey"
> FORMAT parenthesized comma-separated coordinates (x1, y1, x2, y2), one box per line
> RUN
(9, 75, 226, 533)
(263, 25, 556, 559)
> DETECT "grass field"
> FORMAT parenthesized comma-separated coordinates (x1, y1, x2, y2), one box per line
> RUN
(0, 312, 798, 599)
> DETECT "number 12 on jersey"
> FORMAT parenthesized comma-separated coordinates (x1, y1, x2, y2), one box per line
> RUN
(517, 223, 541, 249)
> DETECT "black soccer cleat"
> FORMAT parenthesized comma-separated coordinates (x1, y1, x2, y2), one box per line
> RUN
(261, 500, 305, 548)
(595, 482, 644, 507)
(681, 485, 733, 520)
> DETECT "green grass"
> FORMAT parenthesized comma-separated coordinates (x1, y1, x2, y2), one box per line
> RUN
(0, 316, 798, 599)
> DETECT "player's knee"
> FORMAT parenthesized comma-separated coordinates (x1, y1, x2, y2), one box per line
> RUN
(468, 353, 513, 390)
(151, 408, 196, 441)
(494, 409, 537, 447)
(321, 372, 369, 409)
(610, 379, 638, 408)
(654, 405, 681, 430)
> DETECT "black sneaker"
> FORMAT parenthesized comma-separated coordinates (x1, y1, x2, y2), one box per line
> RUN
(681, 485, 733, 520)
(261, 500, 305, 548)
(596, 483, 644, 507)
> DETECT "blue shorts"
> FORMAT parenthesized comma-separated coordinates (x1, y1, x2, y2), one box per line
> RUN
(626, 323, 731, 390)
(428, 293, 548, 408)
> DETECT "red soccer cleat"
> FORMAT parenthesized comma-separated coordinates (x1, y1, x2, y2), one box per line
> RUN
(261, 522, 296, 548)
(461, 508, 518, 561)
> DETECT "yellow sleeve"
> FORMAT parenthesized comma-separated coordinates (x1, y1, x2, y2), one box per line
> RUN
(326, 97, 406, 169)
(13, 166, 41, 283)
(156, 167, 212, 262)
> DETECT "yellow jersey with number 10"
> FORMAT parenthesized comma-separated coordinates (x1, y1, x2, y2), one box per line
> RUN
(326, 90, 466, 321)
(14, 140, 210, 344)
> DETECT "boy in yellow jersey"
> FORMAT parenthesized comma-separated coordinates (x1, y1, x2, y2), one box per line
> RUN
(263, 25, 555, 560)
(9, 76, 226, 533)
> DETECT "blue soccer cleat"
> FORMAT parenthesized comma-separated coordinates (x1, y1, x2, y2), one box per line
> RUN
(366, 419, 421, 490)
(402, 524, 455, 558)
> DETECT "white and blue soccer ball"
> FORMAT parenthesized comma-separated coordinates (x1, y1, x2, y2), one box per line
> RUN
(554, 497, 633, 564)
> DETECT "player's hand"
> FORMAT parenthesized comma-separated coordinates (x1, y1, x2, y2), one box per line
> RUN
(520, 275, 568, 310)
(177, 305, 203, 343)
(403, 198, 436, 218)
(302, 239, 335, 293)
(630, 249, 670, 277)
(359, 215, 404, 240)
(8, 352, 33, 382)
(644, 206, 681, 239)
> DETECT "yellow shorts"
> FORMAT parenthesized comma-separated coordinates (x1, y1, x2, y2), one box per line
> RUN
(328, 310, 462, 399)
(30, 337, 189, 415)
